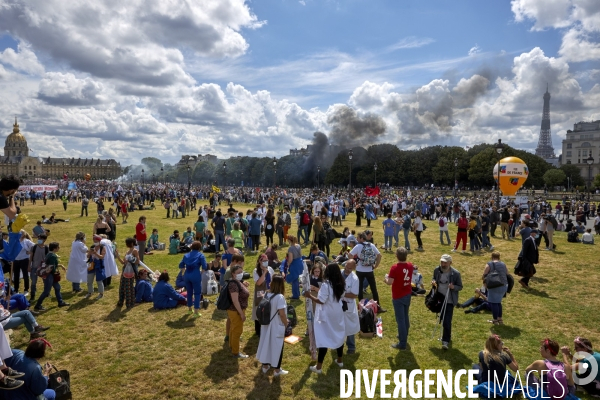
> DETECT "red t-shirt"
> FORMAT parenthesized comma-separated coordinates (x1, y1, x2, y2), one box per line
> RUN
(388, 262, 414, 299)
(120, 203, 128, 213)
(136, 223, 147, 241)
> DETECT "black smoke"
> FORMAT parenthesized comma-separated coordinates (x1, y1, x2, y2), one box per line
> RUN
(327, 106, 386, 147)
(302, 131, 331, 184)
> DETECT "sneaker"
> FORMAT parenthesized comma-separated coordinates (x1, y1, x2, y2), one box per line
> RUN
(489, 246, 494, 251)
(442, 342, 449, 350)
(34, 325, 50, 332)
(519, 280, 529, 289)
(378, 307, 387, 313)
(262, 365, 270, 374)
(34, 306, 46, 312)
(4, 368, 25, 379)
(273, 369, 289, 377)
(464, 308, 473, 314)
(0, 376, 24, 390)
(29, 309, 40, 316)
(336, 361, 344, 367)
(544, 247, 551, 251)
(391, 343, 406, 350)
(95, 294, 104, 300)
(30, 332, 46, 340)
(84, 293, 92, 299)
(234, 353, 249, 359)
(58, 302, 70, 307)
(309, 366, 322, 374)
(23, 291, 29, 297)
(451, 249, 456, 252)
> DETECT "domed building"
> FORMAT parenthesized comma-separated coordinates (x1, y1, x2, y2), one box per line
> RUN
(0, 118, 122, 179)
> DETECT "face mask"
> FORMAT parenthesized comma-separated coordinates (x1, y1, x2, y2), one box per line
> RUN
(236, 273, 244, 281)
(37, 240, 44, 245)
(261, 261, 268, 267)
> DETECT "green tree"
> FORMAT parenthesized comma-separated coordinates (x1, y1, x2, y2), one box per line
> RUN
(543, 169, 566, 188)
(559, 164, 585, 188)
(594, 173, 600, 188)
(431, 146, 468, 185)
(141, 157, 163, 171)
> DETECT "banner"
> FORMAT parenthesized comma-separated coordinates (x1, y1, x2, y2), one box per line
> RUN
(19, 185, 58, 193)
(212, 185, 221, 193)
(364, 186, 380, 197)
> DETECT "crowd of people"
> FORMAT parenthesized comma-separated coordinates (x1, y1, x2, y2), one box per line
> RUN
(0, 175, 598, 399)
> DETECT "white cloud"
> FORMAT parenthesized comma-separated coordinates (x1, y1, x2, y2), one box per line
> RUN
(388, 37, 435, 51)
(37, 73, 108, 106)
(468, 44, 481, 56)
(0, 42, 44, 76)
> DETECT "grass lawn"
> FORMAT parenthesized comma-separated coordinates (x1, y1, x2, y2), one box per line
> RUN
(6, 200, 600, 399)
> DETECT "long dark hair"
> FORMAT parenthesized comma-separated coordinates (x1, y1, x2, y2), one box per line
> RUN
(323, 263, 345, 302)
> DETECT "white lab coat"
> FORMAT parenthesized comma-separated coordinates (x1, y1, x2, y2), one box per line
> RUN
(314, 281, 345, 349)
(66, 240, 88, 283)
(342, 271, 360, 336)
(255, 293, 287, 366)
(101, 239, 119, 277)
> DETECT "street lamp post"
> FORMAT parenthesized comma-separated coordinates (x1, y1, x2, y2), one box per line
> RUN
(494, 139, 504, 208)
(317, 165, 320, 188)
(273, 157, 277, 187)
(222, 162, 227, 186)
(348, 150, 353, 192)
(453, 158, 458, 198)
(141, 169, 144, 188)
(160, 167, 164, 185)
(374, 162, 377, 188)
(187, 165, 191, 192)
(587, 155, 594, 202)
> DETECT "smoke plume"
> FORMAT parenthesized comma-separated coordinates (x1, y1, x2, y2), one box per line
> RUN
(327, 105, 386, 147)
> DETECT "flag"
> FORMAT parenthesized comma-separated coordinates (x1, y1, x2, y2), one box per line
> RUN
(212, 185, 221, 193)
(364, 186, 380, 197)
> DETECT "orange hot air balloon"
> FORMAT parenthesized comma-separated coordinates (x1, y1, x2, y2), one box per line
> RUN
(493, 157, 528, 196)
(85, 173, 91, 181)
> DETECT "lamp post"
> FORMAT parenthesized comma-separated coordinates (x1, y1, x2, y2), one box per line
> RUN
(453, 158, 458, 198)
(348, 150, 353, 192)
(141, 169, 145, 188)
(160, 167, 164, 185)
(317, 165, 320, 188)
(130, 173, 133, 189)
(152, 173, 155, 184)
(187, 165, 191, 192)
(374, 162, 377, 188)
(273, 157, 277, 187)
(222, 162, 227, 186)
(494, 139, 504, 208)
(587, 155, 594, 202)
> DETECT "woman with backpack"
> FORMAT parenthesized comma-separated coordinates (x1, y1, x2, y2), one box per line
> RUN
(526, 338, 575, 399)
(438, 213, 450, 245)
(304, 263, 346, 374)
(178, 241, 207, 318)
(252, 254, 275, 337)
(256, 275, 289, 376)
(481, 252, 508, 325)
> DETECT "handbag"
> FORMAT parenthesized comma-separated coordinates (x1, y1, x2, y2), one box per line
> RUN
(53, 272, 61, 283)
(48, 365, 72, 399)
(123, 262, 135, 279)
(485, 262, 503, 289)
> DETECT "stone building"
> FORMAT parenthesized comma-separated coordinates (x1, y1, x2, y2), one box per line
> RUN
(0, 118, 122, 179)
(560, 120, 600, 181)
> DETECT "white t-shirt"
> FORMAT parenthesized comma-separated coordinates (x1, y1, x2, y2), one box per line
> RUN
(349, 242, 381, 273)
(414, 216, 423, 232)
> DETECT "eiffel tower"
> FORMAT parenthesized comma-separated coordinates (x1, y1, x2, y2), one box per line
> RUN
(535, 84, 555, 158)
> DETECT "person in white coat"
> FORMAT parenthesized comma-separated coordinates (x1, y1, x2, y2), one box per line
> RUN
(341, 260, 360, 354)
(99, 235, 118, 287)
(303, 263, 346, 374)
(256, 275, 289, 377)
(66, 232, 89, 293)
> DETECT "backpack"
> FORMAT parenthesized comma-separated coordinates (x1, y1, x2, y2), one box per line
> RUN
(326, 228, 335, 244)
(425, 287, 446, 313)
(256, 294, 278, 325)
(302, 212, 311, 225)
(359, 307, 375, 333)
(206, 272, 219, 295)
(438, 218, 445, 228)
(544, 360, 568, 400)
(458, 217, 468, 230)
(238, 218, 248, 233)
(360, 243, 377, 267)
(549, 215, 558, 230)
(216, 280, 240, 311)
(286, 304, 297, 327)
(285, 213, 292, 226)
(402, 216, 411, 229)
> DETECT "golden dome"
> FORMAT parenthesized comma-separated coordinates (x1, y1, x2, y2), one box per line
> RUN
(6, 117, 27, 144)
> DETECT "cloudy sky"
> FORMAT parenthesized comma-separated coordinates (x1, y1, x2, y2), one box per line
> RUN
(0, 0, 598, 165)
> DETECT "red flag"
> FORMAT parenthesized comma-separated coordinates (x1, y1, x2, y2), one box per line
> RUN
(364, 186, 380, 197)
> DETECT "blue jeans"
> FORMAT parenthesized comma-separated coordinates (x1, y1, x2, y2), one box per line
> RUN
(403, 228, 411, 250)
(290, 278, 300, 299)
(42, 388, 56, 399)
(72, 282, 81, 291)
(297, 226, 309, 244)
(392, 294, 411, 347)
(346, 334, 356, 352)
(35, 273, 64, 308)
(4, 310, 36, 333)
(384, 235, 393, 249)
(439, 230, 451, 244)
(393, 228, 399, 246)
(214, 230, 227, 253)
(481, 231, 491, 248)
(30, 269, 38, 299)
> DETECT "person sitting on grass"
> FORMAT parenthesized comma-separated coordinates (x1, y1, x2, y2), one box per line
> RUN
(182, 227, 194, 246)
(147, 229, 159, 251)
(411, 265, 426, 295)
(526, 338, 576, 398)
(153, 271, 186, 310)
(135, 269, 154, 304)
(457, 285, 490, 314)
(561, 337, 600, 397)
(3, 338, 57, 394)
(1, 302, 49, 341)
(308, 244, 328, 266)
(169, 232, 181, 255)
(582, 228, 594, 244)
(567, 227, 580, 243)
(32, 221, 49, 239)
(472, 334, 519, 386)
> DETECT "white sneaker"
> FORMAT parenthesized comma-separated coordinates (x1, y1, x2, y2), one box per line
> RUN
(442, 341, 449, 350)
(274, 369, 289, 377)
(84, 293, 92, 299)
(336, 361, 344, 367)
(309, 366, 322, 374)
(451, 249, 456, 252)
(96, 294, 104, 300)
(23, 291, 29, 297)
(489, 246, 494, 251)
